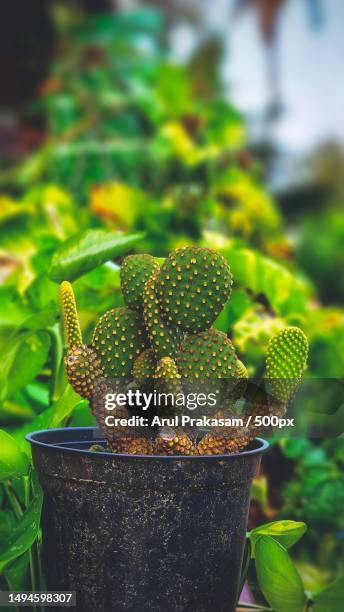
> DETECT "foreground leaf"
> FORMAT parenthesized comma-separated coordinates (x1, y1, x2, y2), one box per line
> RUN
(0, 490, 42, 572)
(49, 229, 144, 282)
(312, 576, 344, 612)
(249, 521, 307, 556)
(223, 247, 310, 316)
(0, 331, 50, 401)
(14, 385, 84, 455)
(0, 430, 30, 480)
(50, 384, 86, 428)
(4, 552, 30, 591)
(255, 536, 306, 612)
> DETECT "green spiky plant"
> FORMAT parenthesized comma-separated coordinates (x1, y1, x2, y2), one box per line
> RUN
(60, 246, 308, 455)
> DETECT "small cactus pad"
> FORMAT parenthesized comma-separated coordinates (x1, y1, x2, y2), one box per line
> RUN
(120, 254, 160, 310)
(225, 359, 248, 404)
(65, 344, 103, 399)
(91, 307, 148, 377)
(143, 273, 182, 358)
(155, 356, 181, 381)
(132, 349, 156, 378)
(155, 357, 183, 414)
(155, 427, 195, 455)
(156, 246, 232, 332)
(235, 360, 248, 379)
(60, 281, 82, 349)
(177, 328, 238, 378)
(266, 326, 308, 403)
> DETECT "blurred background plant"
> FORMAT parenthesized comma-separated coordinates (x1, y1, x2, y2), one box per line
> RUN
(0, 0, 343, 607)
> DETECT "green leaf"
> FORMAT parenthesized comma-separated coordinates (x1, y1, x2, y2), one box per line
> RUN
(239, 538, 252, 597)
(20, 306, 58, 331)
(0, 331, 50, 400)
(4, 552, 30, 591)
(49, 229, 144, 282)
(70, 402, 97, 427)
(214, 288, 253, 333)
(223, 247, 310, 316)
(13, 384, 84, 455)
(0, 491, 42, 572)
(255, 536, 306, 612)
(312, 576, 344, 612)
(0, 510, 16, 541)
(0, 430, 30, 480)
(50, 384, 86, 428)
(0, 288, 33, 330)
(0, 399, 36, 423)
(249, 521, 307, 555)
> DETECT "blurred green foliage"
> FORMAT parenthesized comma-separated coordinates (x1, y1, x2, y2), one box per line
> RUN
(296, 208, 344, 304)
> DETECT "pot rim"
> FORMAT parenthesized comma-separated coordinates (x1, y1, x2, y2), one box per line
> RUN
(26, 426, 269, 461)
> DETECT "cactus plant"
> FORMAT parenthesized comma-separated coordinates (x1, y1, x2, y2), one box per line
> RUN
(266, 326, 308, 404)
(155, 427, 195, 456)
(65, 345, 103, 400)
(156, 246, 232, 332)
(60, 245, 308, 455)
(120, 254, 160, 311)
(143, 272, 182, 358)
(91, 307, 148, 377)
(132, 349, 156, 378)
(60, 281, 82, 349)
(177, 329, 238, 378)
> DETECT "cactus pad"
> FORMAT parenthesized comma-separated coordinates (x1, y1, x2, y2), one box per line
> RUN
(132, 349, 156, 378)
(65, 344, 103, 399)
(266, 326, 308, 403)
(155, 356, 181, 381)
(143, 273, 182, 358)
(92, 307, 148, 377)
(155, 357, 183, 415)
(60, 281, 82, 349)
(156, 246, 232, 332)
(177, 328, 238, 378)
(235, 360, 248, 379)
(120, 254, 160, 311)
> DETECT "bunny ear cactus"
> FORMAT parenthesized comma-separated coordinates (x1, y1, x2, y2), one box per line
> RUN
(65, 345, 104, 400)
(91, 307, 148, 377)
(265, 326, 309, 404)
(120, 254, 160, 311)
(177, 329, 238, 378)
(132, 349, 156, 378)
(143, 273, 182, 358)
(154, 357, 183, 416)
(60, 245, 308, 456)
(156, 246, 232, 332)
(235, 360, 248, 379)
(60, 281, 104, 399)
(60, 281, 82, 350)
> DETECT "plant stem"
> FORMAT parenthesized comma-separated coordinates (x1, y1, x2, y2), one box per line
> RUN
(48, 323, 64, 402)
(24, 477, 38, 612)
(4, 482, 23, 519)
(35, 537, 45, 612)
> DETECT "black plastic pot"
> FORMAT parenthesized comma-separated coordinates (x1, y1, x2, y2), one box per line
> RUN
(27, 427, 268, 612)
